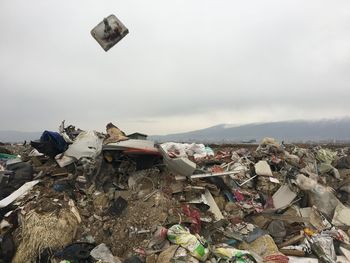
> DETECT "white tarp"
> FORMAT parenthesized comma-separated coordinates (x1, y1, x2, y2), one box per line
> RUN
(55, 131, 103, 167)
(64, 131, 103, 160)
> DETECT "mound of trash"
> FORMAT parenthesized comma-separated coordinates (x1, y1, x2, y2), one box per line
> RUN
(1, 122, 350, 263)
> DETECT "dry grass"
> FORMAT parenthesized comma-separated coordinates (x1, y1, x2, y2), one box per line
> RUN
(12, 209, 79, 263)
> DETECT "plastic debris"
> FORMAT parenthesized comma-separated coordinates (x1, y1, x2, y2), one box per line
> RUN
(167, 224, 209, 261)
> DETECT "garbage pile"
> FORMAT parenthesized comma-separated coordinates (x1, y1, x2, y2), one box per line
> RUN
(1, 122, 350, 263)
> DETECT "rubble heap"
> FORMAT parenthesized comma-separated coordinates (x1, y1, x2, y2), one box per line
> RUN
(1, 122, 350, 263)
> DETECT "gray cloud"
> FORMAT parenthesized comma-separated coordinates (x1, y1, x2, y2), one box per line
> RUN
(0, 0, 349, 134)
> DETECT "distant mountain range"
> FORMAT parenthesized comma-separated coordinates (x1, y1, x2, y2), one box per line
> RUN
(0, 131, 41, 143)
(1, 118, 350, 143)
(150, 118, 350, 143)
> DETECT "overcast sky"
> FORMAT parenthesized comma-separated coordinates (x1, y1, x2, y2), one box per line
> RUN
(0, 0, 349, 135)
